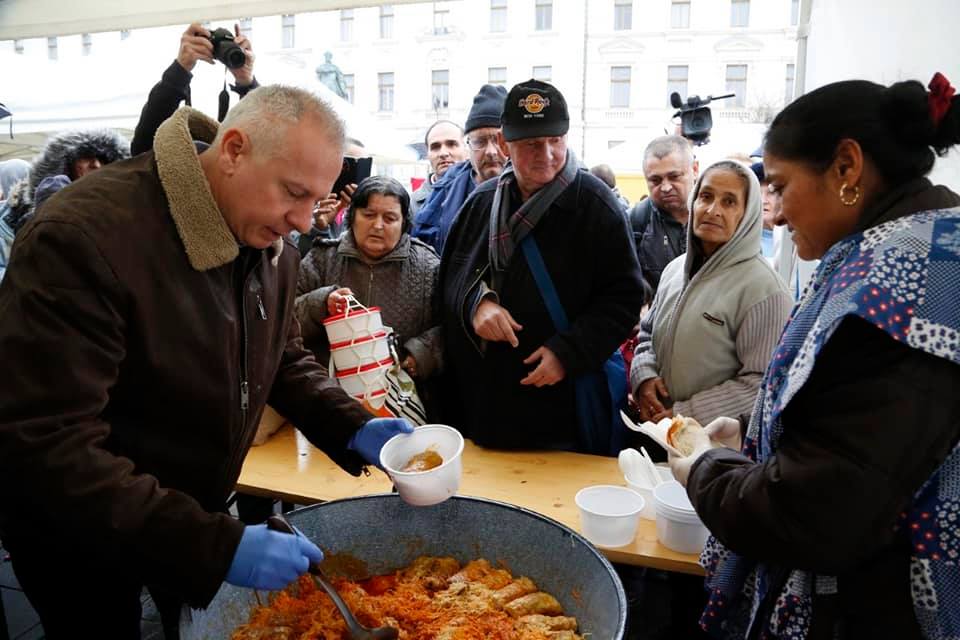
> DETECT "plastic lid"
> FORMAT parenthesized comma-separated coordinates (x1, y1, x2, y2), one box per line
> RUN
(329, 329, 389, 351)
(322, 306, 382, 325)
(335, 356, 394, 378)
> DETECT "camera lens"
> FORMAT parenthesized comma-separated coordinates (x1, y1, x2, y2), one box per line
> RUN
(224, 47, 246, 69)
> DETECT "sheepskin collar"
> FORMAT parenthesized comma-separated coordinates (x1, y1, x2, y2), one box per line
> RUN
(154, 107, 283, 271)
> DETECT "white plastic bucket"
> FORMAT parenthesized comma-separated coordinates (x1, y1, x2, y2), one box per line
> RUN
(330, 330, 390, 372)
(574, 485, 645, 548)
(653, 481, 709, 554)
(323, 306, 383, 345)
(380, 425, 464, 507)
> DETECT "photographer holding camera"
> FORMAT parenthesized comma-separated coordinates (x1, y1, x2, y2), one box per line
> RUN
(131, 22, 258, 155)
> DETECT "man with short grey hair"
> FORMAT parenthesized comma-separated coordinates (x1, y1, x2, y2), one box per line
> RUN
(628, 134, 699, 295)
(0, 85, 412, 637)
(440, 80, 643, 453)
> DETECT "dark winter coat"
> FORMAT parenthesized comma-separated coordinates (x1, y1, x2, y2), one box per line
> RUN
(439, 170, 644, 449)
(0, 107, 370, 608)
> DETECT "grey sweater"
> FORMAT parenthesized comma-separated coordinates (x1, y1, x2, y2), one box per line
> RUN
(631, 162, 792, 425)
(295, 232, 443, 378)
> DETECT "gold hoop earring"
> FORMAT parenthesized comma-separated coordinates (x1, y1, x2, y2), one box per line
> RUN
(839, 182, 861, 206)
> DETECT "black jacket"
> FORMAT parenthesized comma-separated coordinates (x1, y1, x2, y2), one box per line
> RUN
(628, 198, 686, 296)
(439, 170, 644, 449)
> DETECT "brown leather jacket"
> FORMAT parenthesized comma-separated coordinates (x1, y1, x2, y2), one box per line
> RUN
(0, 108, 371, 607)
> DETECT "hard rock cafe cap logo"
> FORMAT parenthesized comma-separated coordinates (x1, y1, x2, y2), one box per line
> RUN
(519, 93, 550, 114)
(502, 79, 569, 141)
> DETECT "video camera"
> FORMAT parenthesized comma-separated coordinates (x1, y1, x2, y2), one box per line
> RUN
(208, 28, 246, 70)
(670, 92, 735, 146)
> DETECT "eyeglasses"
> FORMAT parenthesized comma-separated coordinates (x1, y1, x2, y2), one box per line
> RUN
(466, 135, 499, 151)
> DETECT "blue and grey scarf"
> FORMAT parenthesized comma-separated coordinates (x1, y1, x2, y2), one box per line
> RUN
(700, 207, 960, 639)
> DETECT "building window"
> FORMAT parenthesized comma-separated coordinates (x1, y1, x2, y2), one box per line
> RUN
(238, 17, 253, 38)
(726, 64, 748, 107)
(14, 39, 24, 54)
(614, 0, 632, 30)
(730, 0, 749, 27)
(488, 66, 507, 86)
(432, 69, 450, 110)
(666, 65, 688, 106)
(340, 9, 353, 42)
(379, 5, 394, 39)
(282, 14, 295, 48)
(344, 74, 355, 103)
(47, 36, 58, 61)
(532, 65, 552, 82)
(82, 33, 92, 56)
(671, 0, 691, 28)
(535, 0, 553, 31)
(790, 0, 800, 25)
(610, 66, 631, 108)
(378, 72, 395, 111)
(490, 0, 508, 32)
(784, 63, 795, 104)
(434, 2, 450, 35)
(120, 29, 131, 40)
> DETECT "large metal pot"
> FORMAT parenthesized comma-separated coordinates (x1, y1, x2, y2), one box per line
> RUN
(181, 494, 626, 639)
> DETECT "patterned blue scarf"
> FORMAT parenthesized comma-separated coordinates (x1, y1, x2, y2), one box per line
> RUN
(700, 208, 960, 639)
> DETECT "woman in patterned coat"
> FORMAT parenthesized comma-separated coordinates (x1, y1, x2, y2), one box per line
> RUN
(669, 75, 960, 639)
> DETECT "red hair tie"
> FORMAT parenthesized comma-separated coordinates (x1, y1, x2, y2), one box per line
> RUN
(928, 72, 955, 128)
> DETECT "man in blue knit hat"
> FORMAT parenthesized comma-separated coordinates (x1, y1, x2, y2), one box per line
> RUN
(412, 83, 508, 255)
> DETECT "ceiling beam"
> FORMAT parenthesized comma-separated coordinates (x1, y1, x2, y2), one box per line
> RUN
(0, 0, 422, 40)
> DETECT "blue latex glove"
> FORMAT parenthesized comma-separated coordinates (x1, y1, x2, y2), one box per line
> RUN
(225, 523, 324, 591)
(348, 417, 415, 468)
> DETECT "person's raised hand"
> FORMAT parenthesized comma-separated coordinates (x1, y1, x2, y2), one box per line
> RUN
(472, 299, 522, 347)
(229, 23, 256, 87)
(520, 346, 565, 387)
(225, 523, 323, 591)
(326, 287, 354, 316)
(176, 23, 214, 72)
(348, 418, 415, 468)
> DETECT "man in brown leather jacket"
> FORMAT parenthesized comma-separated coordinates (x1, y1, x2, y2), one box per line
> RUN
(0, 86, 412, 639)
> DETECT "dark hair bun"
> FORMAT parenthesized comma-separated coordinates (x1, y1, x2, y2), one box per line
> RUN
(932, 95, 960, 155)
(881, 80, 935, 149)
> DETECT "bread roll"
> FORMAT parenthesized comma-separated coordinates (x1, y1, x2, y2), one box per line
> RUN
(666, 415, 705, 456)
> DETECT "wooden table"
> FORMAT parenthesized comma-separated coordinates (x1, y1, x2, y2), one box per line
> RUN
(237, 425, 704, 576)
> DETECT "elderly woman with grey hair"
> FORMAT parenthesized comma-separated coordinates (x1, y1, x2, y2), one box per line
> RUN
(296, 175, 443, 390)
(631, 159, 792, 429)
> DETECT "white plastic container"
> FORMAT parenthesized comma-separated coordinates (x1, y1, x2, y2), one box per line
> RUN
(322, 306, 383, 345)
(335, 356, 393, 399)
(380, 425, 464, 507)
(626, 466, 675, 521)
(351, 387, 387, 410)
(653, 481, 709, 554)
(330, 329, 390, 372)
(574, 485, 645, 548)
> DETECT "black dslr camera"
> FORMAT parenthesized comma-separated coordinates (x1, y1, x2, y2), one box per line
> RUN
(670, 91, 734, 146)
(208, 28, 246, 69)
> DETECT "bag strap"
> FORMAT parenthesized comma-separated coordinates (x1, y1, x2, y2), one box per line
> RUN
(520, 235, 569, 332)
(629, 199, 652, 237)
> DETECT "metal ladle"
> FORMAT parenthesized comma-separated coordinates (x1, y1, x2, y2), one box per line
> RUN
(265, 515, 399, 640)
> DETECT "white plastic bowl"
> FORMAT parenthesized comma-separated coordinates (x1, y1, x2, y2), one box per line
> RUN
(625, 466, 675, 521)
(330, 330, 390, 372)
(380, 425, 464, 507)
(574, 485, 646, 548)
(335, 357, 392, 398)
(653, 481, 709, 554)
(323, 306, 383, 345)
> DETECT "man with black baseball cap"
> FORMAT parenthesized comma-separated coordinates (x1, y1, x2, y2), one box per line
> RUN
(439, 80, 644, 452)
(412, 84, 508, 255)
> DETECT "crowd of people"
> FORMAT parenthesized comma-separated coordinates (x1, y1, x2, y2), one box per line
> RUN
(0, 20, 959, 640)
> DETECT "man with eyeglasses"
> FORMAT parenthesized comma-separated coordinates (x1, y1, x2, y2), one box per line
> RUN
(439, 80, 643, 452)
(412, 84, 508, 255)
(627, 135, 698, 296)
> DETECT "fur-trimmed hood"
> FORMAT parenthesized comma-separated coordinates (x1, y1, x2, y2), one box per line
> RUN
(3, 129, 129, 232)
(154, 106, 283, 271)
